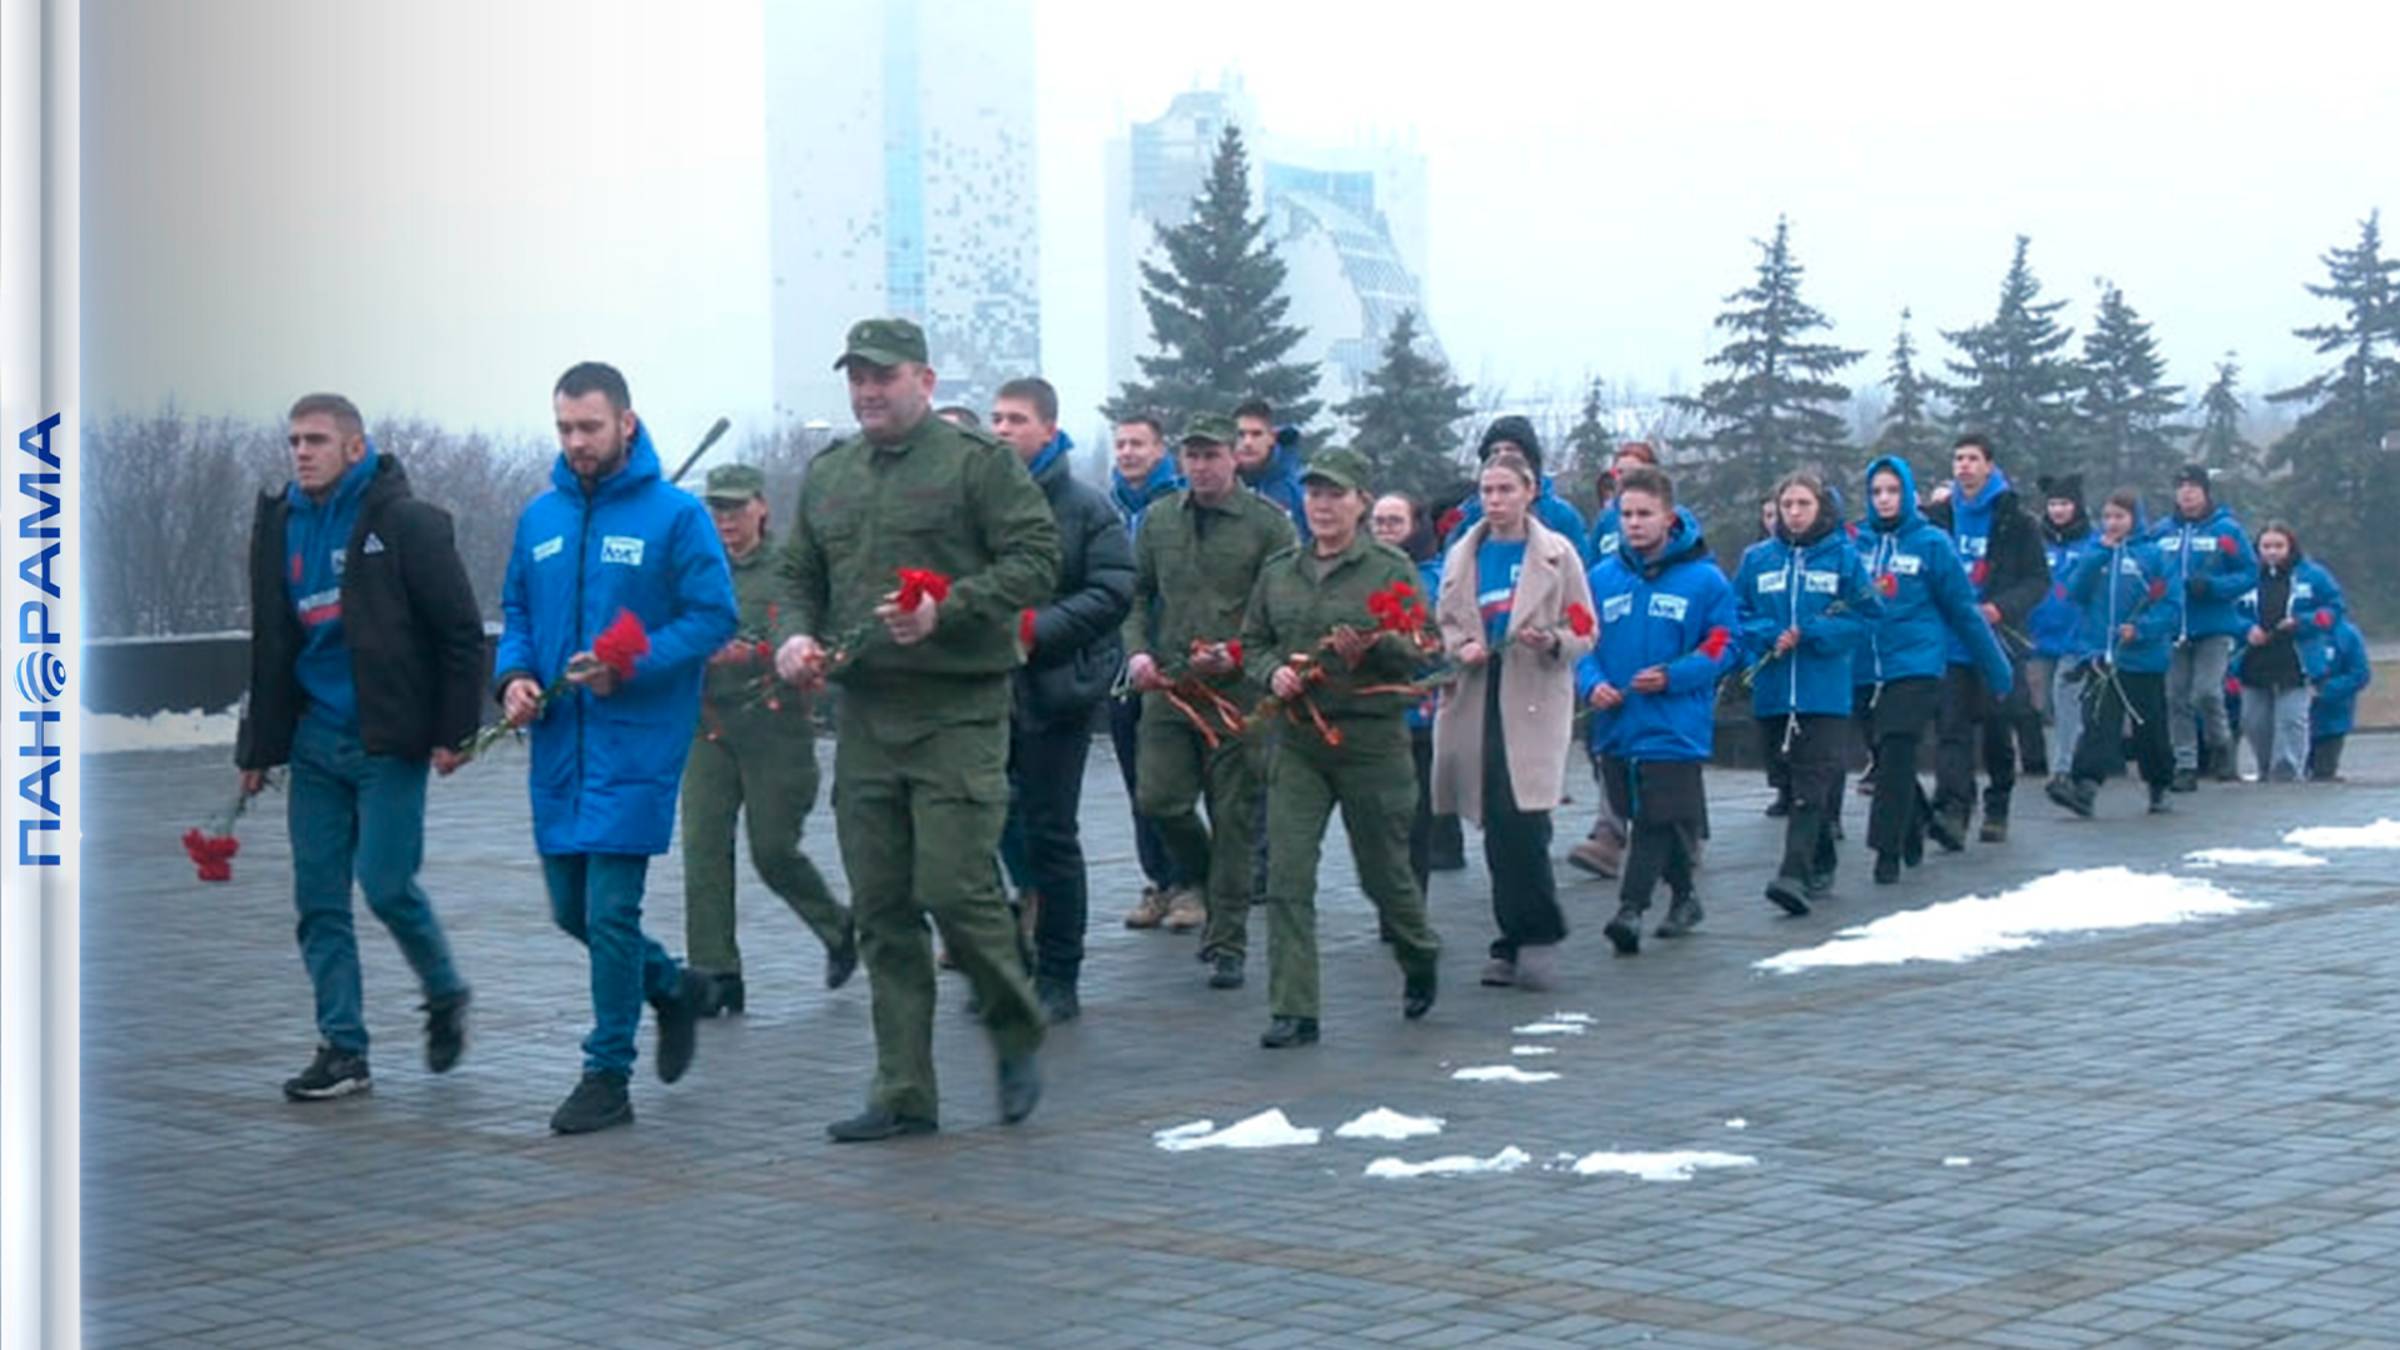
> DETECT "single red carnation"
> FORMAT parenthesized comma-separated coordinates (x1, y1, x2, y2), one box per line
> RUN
(1566, 602, 1596, 638)
(1224, 639, 1244, 668)
(1699, 626, 1731, 661)
(2315, 610, 2334, 629)
(1436, 507, 1464, 538)
(895, 567, 952, 611)
(592, 608, 650, 681)
(1019, 607, 1039, 651)
(2148, 579, 2168, 601)
(1969, 560, 1990, 588)
(2217, 534, 2239, 555)
(1876, 573, 1899, 598)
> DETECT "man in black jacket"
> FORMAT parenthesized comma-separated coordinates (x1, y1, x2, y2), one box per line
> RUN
(1922, 433, 2048, 846)
(990, 378, 1136, 1023)
(234, 393, 487, 1101)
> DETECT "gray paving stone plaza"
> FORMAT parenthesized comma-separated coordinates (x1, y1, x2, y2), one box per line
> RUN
(81, 733, 2400, 1347)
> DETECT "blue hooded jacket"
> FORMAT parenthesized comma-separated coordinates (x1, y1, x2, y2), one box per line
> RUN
(1734, 515, 1881, 718)
(1856, 455, 2012, 694)
(1245, 426, 1311, 541)
(2063, 535, 2178, 676)
(1110, 458, 1185, 540)
(1446, 475, 1595, 566)
(2312, 619, 2371, 740)
(284, 443, 383, 731)
(2148, 502, 2257, 642)
(2031, 512, 2099, 659)
(493, 422, 740, 856)
(1575, 507, 1739, 761)
(2235, 555, 2347, 681)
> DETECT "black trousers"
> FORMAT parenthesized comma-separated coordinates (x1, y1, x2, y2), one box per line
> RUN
(2071, 667, 2173, 791)
(1482, 662, 1564, 959)
(1409, 726, 1435, 893)
(1866, 677, 1942, 860)
(1108, 696, 1181, 890)
(2310, 733, 2347, 781)
(1602, 757, 1704, 913)
(1007, 714, 1094, 984)
(1761, 719, 1792, 806)
(1935, 664, 2017, 819)
(1760, 714, 1845, 883)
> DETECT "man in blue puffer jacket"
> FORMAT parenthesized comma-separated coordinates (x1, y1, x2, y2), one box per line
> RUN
(2310, 618, 2371, 780)
(1233, 400, 1310, 541)
(2148, 464, 2258, 788)
(1856, 455, 2013, 883)
(1575, 467, 1739, 953)
(2029, 474, 2098, 772)
(1735, 471, 1881, 917)
(492, 362, 740, 1135)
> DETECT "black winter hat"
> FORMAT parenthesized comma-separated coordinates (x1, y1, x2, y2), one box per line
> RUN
(1477, 415, 1544, 476)
(2036, 472, 2085, 505)
(2174, 464, 2211, 496)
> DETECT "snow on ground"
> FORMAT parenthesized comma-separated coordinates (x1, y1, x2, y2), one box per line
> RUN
(1510, 1021, 1586, 1036)
(84, 708, 238, 753)
(2184, 847, 2327, 869)
(1569, 1150, 1758, 1182)
(1509, 1046, 1557, 1057)
(1943, 1156, 1974, 1167)
(1542, 1012, 1595, 1024)
(1153, 1110, 1320, 1151)
(1452, 1065, 1561, 1084)
(1754, 867, 2260, 974)
(1334, 1108, 1444, 1141)
(1723, 1118, 1749, 1130)
(1363, 1146, 1531, 1180)
(2283, 819, 2400, 850)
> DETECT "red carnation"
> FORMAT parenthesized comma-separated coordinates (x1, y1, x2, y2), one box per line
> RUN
(181, 827, 240, 883)
(1368, 581, 1426, 637)
(1969, 560, 1990, 588)
(1699, 626, 1731, 661)
(2218, 534, 2239, 555)
(2147, 579, 2168, 601)
(1566, 602, 1596, 638)
(592, 608, 650, 681)
(1019, 607, 1039, 651)
(1436, 507, 1464, 538)
(2315, 610, 2334, 629)
(894, 567, 952, 612)
(1876, 573, 1899, 598)
(1224, 639, 1244, 668)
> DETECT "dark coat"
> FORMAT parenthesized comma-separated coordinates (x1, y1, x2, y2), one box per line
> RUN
(236, 455, 487, 769)
(1016, 448, 1135, 724)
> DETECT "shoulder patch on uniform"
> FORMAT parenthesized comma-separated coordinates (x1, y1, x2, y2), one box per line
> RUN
(533, 535, 564, 563)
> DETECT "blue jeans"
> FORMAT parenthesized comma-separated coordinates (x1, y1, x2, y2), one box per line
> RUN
(540, 852, 681, 1076)
(289, 717, 466, 1054)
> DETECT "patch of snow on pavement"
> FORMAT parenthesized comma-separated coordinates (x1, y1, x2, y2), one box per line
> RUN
(2184, 847, 2326, 869)
(1570, 1150, 1758, 1182)
(1509, 1046, 1557, 1057)
(1511, 1021, 1586, 1036)
(2284, 819, 2400, 850)
(1153, 1109, 1319, 1151)
(1754, 867, 2259, 974)
(84, 708, 239, 753)
(1453, 1066, 1561, 1084)
(1334, 1108, 1444, 1141)
(1943, 1156, 1973, 1167)
(1724, 1118, 1749, 1130)
(1364, 1146, 1532, 1179)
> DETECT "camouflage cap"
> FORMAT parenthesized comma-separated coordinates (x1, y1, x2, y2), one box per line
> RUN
(1179, 411, 1237, 447)
(1300, 447, 1370, 493)
(702, 462, 766, 505)
(832, 316, 929, 370)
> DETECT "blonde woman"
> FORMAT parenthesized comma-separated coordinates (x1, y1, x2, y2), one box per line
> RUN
(1432, 450, 1596, 991)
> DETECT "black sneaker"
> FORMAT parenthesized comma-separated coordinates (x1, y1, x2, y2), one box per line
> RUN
(1764, 797, 1791, 818)
(827, 1105, 938, 1142)
(1655, 893, 1704, 938)
(824, 937, 858, 992)
(422, 988, 471, 1074)
(2046, 776, 2095, 818)
(1260, 1016, 1320, 1049)
(1402, 967, 1437, 1020)
(694, 971, 743, 1019)
(1978, 815, 2009, 844)
(283, 1044, 371, 1102)
(1764, 877, 1812, 917)
(1926, 809, 1968, 854)
(2148, 784, 2174, 814)
(1207, 952, 1245, 990)
(1603, 908, 1643, 955)
(549, 1072, 632, 1135)
(652, 969, 708, 1085)
(1902, 826, 1925, 868)
(1036, 978, 1080, 1024)
(1873, 853, 1901, 885)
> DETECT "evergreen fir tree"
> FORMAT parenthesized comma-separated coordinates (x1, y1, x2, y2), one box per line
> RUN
(2189, 354, 2258, 474)
(2267, 211, 2400, 620)
(1103, 125, 1321, 435)
(1942, 236, 2080, 476)
(1665, 216, 1862, 527)
(1559, 375, 1616, 515)
(2072, 281, 2188, 487)
(1868, 308, 1942, 474)
(1333, 309, 1474, 500)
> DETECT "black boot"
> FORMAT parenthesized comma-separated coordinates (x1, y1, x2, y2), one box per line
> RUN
(550, 1072, 632, 1135)
(997, 1050, 1041, 1124)
(1402, 966, 1437, 1020)
(1655, 892, 1704, 938)
(1764, 876, 1812, 917)
(1926, 806, 1968, 853)
(2148, 782, 2174, 813)
(1260, 1016, 1320, 1048)
(1873, 852, 1901, 885)
(651, 969, 708, 1085)
(826, 1104, 938, 1142)
(1603, 904, 1643, 955)
(2045, 775, 2096, 818)
(1978, 801, 2010, 844)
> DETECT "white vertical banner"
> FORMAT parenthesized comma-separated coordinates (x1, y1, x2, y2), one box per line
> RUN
(0, 0, 80, 1346)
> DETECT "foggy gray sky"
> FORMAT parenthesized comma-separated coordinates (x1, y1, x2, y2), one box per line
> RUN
(85, 0, 2400, 456)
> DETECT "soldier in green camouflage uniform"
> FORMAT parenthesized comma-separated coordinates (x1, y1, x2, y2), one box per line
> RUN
(681, 463, 856, 1017)
(1243, 449, 1441, 1048)
(1122, 413, 1295, 990)
(774, 318, 1061, 1142)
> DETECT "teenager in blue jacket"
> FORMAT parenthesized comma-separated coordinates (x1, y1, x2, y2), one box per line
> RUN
(1857, 455, 2013, 884)
(1443, 415, 1593, 565)
(2149, 464, 2258, 787)
(1569, 441, 1668, 879)
(492, 363, 740, 1134)
(2030, 474, 2099, 772)
(2234, 522, 2345, 783)
(1233, 401, 1310, 540)
(2046, 490, 2179, 819)
(1736, 471, 1881, 916)
(2310, 618, 2371, 780)
(1575, 467, 1738, 952)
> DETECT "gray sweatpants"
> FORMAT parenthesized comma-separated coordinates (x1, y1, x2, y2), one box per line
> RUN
(2240, 684, 2312, 783)
(2166, 634, 2234, 771)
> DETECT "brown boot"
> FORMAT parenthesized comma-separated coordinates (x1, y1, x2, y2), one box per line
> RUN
(1567, 830, 1623, 879)
(1123, 886, 1171, 930)
(1163, 887, 1207, 932)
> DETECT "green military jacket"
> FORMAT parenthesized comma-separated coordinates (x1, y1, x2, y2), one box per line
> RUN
(1126, 486, 1295, 696)
(778, 413, 1062, 712)
(1243, 529, 1425, 724)
(703, 531, 810, 736)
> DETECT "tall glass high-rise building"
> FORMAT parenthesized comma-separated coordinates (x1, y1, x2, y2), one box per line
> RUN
(764, 0, 1038, 426)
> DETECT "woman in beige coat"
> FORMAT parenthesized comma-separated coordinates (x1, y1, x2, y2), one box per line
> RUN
(1432, 451, 1597, 991)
